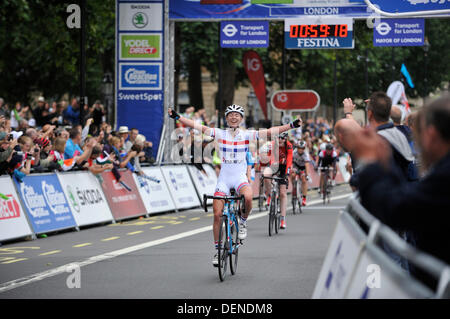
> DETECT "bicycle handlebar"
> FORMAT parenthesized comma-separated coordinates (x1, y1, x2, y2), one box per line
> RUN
(203, 194, 244, 213)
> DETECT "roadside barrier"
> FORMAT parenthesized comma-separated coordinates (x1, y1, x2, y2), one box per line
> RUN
(312, 195, 450, 299)
(0, 161, 348, 243)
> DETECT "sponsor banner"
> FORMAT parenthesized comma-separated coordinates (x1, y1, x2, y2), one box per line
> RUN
(0, 176, 33, 242)
(119, 33, 162, 60)
(100, 170, 147, 221)
(57, 172, 114, 227)
(220, 21, 269, 48)
(374, 19, 424, 47)
(161, 165, 201, 210)
(363, 0, 450, 14)
(345, 243, 433, 299)
(118, 2, 163, 31)
(170, 0, 369, 20)
(133, 167, 176, 214)
(187, 164, 218, 205)
(285, 18, 354, 49)
(312, 212, 365, 298)
(243, 50, 268, 120)
(14, 174, 77, 235)
(119, 63, 162, 90)
(116, 0, 165, 159)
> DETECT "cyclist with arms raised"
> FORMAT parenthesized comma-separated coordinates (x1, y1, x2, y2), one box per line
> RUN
(168, 105, 301, 266)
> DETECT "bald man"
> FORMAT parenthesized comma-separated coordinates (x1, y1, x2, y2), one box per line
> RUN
(390, 105, 403, 126)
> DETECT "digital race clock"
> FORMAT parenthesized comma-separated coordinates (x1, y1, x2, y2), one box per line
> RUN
(284, 18, 354, 50)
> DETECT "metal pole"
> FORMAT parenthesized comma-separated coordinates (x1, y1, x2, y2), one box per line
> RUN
(79, 0, 86, 125)
(364, 49, 369, 125)
(218, 23, 223, 128)
(281, 35, 286, 123)
(333, 54, 337, 127)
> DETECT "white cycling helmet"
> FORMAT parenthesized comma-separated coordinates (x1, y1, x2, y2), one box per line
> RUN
(225, 104, 245, 117)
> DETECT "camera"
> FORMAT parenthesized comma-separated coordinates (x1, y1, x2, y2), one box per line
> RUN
(34, 148, 39, 153)
(7, 134, 13, 141)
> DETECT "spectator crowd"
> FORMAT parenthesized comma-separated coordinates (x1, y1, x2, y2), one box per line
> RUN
(0, 96, 155, 184)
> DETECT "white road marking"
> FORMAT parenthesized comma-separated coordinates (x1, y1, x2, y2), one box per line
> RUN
(0, 193, 351, 294)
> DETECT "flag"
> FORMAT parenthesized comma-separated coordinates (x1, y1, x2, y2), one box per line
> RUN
(243, 50, 268, 120)
(400, 64, 414, 88)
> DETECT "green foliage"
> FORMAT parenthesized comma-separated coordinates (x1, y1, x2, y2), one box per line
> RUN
(0, 0, 115, 104)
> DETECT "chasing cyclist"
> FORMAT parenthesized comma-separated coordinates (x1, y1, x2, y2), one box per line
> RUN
(168, 105, 302, 266)
(263, 131, 293, 230)
(292, 141, 311, 207)
(317, 143, 338, 195)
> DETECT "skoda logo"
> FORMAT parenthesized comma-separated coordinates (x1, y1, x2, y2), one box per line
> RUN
(222, 24, 238, 37)
(133, 12, 148, 29)
(169, 171, 178, 191)
(66, 185, 81, 213)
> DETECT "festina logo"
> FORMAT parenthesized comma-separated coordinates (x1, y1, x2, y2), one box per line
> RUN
(297, 38, 340, 48)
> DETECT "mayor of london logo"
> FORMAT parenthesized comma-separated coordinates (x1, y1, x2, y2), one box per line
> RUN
(133, 12, 148, 29)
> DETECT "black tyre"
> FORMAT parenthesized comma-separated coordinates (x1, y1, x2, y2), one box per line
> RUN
(229, 217, 239, 275)
(297, 180, 303, 214)
(268, 194, 276, 237)
(275, 197, 280, 234)
(292, 180, 297, 215)
(218, 216, 228, 281)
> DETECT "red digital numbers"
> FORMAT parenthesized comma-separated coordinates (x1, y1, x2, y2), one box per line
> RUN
(289, 24, 348, 38)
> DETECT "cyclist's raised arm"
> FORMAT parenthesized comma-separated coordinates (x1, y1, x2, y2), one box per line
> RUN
(258, 117, 302, 138)
(168, 108, 212, 135)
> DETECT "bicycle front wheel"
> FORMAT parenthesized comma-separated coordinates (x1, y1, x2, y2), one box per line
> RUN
(292, 180, 297, 215)
(229, 217, 239, 275)
(218, 216, 229, 281)
(275, 197, 281, 234)
(268, 194, 276, 237)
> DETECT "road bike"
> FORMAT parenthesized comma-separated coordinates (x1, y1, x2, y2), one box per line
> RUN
(291, 169, 306, 215)
(319, 167, 334, 205)
(262, 175, 286, 237)
(203, 189, 245, 282)
(258, 170, 267, 212)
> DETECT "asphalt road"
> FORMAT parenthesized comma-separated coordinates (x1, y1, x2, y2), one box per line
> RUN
(0, 184, 352, 299)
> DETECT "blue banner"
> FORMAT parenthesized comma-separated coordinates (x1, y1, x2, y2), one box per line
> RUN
(15, 174, 76, 234)
(170, 0, 369, 20)
(367, 0, 450, 14)
(116, 1, 164, 158)
(220, 21, 269, 48)
(373, 18, 424, 47)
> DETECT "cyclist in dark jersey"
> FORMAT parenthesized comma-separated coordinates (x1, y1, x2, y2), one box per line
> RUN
(317, 143, 338, 194)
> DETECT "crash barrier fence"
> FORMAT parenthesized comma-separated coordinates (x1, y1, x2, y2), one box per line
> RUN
(0, 161, 349, 244)
(313, 195, 450, 299)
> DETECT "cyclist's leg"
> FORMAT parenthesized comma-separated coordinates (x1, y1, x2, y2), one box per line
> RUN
(237, 181, 252, 219)
(213, 181, 229, 243)
(300, 170, 308, 205)
(262, 166, 273, 197)
(279, 183, 287, 218)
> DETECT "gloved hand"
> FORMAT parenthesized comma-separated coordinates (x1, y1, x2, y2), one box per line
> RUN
(168, 108, 180, 120)
(290, 117, 302, 128)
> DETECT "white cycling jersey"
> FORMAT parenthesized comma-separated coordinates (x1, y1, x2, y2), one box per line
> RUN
(209, 128, 259, 196)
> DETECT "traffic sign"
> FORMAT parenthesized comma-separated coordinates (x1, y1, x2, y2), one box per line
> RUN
(271, 90, 320, 112)
(373, 19, 424, 47)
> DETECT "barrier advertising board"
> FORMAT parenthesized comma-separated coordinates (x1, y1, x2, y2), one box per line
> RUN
(134, 167, 176, 214)
(14, 174, 77, 235)
(345, 243, 433, 299)
(57, 172, 114, 227)
(100, 170, 147, 221)
(312, 212, 365, 298)
(161, 165, 201, 210)
(187, 164, 218, 205)
(0, 176, 33, 242)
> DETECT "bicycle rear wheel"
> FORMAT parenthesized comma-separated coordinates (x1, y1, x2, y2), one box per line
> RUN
(218, 216, 229, 281)
(229, 217, 239, 275)
(258, 180, 264, 212)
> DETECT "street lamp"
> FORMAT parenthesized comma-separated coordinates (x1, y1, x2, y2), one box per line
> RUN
(102, 72, 113, 125)
(423, 37, 430, 102)
(247, 90, 258, 128)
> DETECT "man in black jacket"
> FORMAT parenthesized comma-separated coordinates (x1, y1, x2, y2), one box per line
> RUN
(352, 95, 450, 289)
